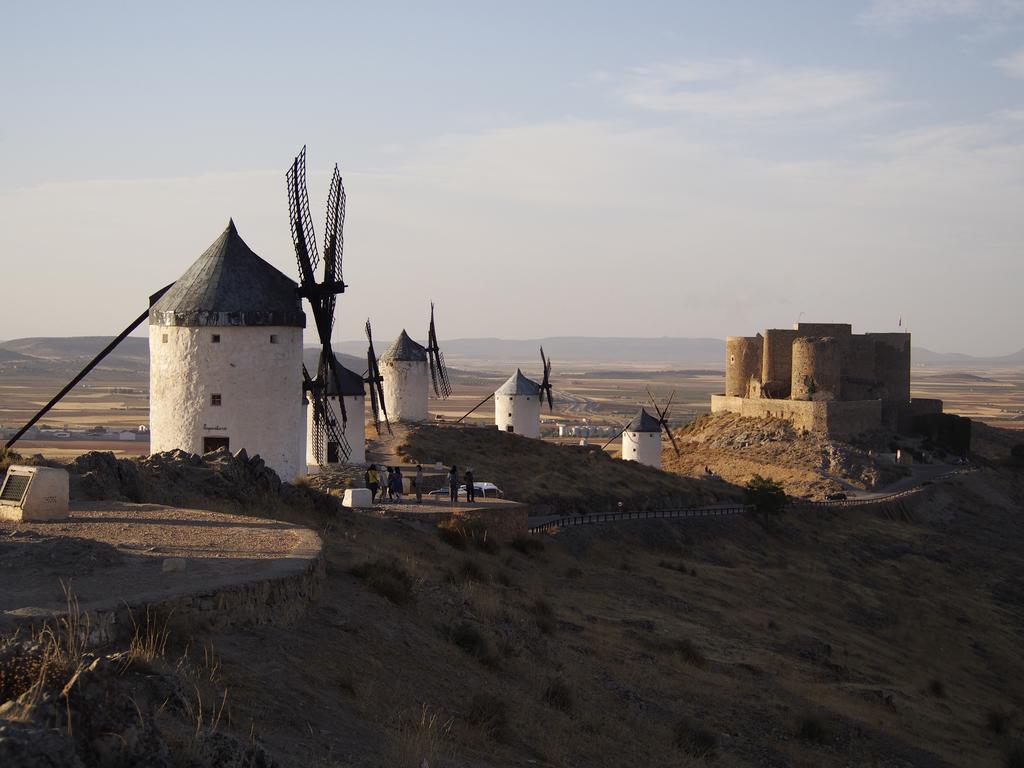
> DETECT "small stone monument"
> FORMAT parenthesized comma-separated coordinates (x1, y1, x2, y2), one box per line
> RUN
(0, 466, 70, 522)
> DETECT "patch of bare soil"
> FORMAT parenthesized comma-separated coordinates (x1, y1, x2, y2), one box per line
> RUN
(666, 413, 907, 499)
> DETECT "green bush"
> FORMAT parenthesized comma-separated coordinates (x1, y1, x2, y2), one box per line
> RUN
(672, 718, 717, 758)
(542, 678, 573, 712)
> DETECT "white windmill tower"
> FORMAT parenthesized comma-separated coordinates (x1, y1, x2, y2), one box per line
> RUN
(148, 220, 307, 480)
(493, 349, 554, 438)
(381, 330, 429, 422)
(495, 370, 541, 437)
(305, 352, 366, 471)
(621, 408, 663, 467)
(609, 392, 682, 470)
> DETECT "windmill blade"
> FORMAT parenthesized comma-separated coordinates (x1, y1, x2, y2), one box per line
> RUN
(662, 422, 682, 456)
(5, 283, 174, 450)
(286, 146, 320, 287)
(601, 420, 632, 451)
(322, 165, 346, 330)
(455, 392, 494, 424)
(426, 302, 452, 398)
(304, 363, 351, 466)
(365, 319, 392, 435)
(539, 347, 554, 411)
(323, 347, 349, 426)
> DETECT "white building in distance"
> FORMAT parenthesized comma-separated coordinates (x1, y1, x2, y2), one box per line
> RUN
(306, 352, 366, 471)
(494, 369, 542, 438)
(622, 407, 662, 468)
(381, 330, 428, 422)
(149, 220, 306, 480)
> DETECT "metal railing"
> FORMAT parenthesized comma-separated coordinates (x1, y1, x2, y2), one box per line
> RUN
(800, 468, 973, 509)
(528, 504, 751, 533)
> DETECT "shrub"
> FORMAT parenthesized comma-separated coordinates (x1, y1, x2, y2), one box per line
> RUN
(673, 718, 717, 758)
(542, 678, 573, 712)
(744, 475, 787, 526)
(988, 709, 1011, 735)
(438, 519, 499, 554)
(449, 558, 487, 585)
(646, 637, 706, 668)
(350, 559, 415, 604)
(797, 715, 828, 743)
(510, 536, 545, 557)
(450, 622, 497, 667)
(438, 526, 468, 550)
(928, 679, 945, 697)
(466, 692, 508, 739)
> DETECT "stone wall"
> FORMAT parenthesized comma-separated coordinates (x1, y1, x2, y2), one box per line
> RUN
(711, 395, 882, 436)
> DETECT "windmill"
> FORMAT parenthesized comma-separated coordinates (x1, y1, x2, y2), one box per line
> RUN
(601, 390, 681, 467)
(287, 146, 352, 466)
(364, 319, 391, 435)
(459, 348, 554, 436)
(426, 302, 452, 399)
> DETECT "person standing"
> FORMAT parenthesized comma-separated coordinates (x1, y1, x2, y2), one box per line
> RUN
(366, 464, 380, 502)
(415, 464, 424, 504)
(384, 466, 394, 501)
(392, 466, 404, 504)
(447, 465, 458, 504)
(464, 468, 475, 503)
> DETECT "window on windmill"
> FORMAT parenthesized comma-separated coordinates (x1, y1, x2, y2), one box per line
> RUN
(212, 334, 221, 343)
(161, 333, 168, 344)
(211, 393, 222, 406)
(270, 334, 279, 344)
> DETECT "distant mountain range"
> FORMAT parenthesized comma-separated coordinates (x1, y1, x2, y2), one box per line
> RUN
(1, 336, 1022, 375)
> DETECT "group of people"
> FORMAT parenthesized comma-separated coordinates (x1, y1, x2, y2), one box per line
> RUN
(364, 463, 479, 504)
(365, 464, 425, 504)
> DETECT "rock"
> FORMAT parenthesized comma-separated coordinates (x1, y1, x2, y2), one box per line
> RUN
(162, 558, 186, 573)
(0, 721, 85, 767)
(232, 448, 249, 463)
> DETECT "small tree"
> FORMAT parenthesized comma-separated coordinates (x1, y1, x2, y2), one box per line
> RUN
(745, 474, 787, 530)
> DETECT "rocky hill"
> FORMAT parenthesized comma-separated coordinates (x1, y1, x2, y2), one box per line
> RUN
(665, 413, 909, 499)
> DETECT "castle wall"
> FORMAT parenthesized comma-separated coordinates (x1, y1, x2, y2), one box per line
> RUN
(149, 324, 305, 480)
(711, 394, 882, 436)
(791, 337, 842, 401)
(725, 336, 763, 397)
(305, 394, 366, 472)
(760, 329, 800, 398)
(495, 393, 542, 438)
(382, 359, 429, 422)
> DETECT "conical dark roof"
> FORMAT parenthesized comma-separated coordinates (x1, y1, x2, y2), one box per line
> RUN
(495, 368, 540, 396)
(150, 220, 305, 328)
(628, 407, 662, 433)
(382, 330, 427, 362)
(320, 350, 366, 397)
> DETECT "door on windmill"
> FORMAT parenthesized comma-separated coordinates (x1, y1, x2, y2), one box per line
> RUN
(327, 441, 340, 463)
(204, 436, 230, 453)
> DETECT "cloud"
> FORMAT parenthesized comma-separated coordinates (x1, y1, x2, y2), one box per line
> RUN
(5, 113, 1022, 354)
(996, 47, 1024, 76)
(619, 59, 888, 123)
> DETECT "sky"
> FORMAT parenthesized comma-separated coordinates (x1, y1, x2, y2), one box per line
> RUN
(1, 1, 1023, 355)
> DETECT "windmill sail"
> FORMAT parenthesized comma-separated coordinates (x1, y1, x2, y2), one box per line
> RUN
(426, 302, 452, 398)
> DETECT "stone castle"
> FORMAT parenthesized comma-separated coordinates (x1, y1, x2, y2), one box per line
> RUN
(711, 323, 941, 436)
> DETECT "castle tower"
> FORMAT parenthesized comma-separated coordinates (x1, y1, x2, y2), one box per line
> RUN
(381, 330, 429, 422)
(725, 335, 763, 398)
(622, 407, 662, 468)
(494, 369, 542, 438)
(149, 221, 306, 480)
(305, 352, 366, 471)
(791, 337, 841, 401)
